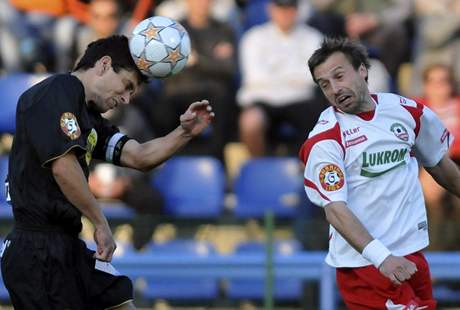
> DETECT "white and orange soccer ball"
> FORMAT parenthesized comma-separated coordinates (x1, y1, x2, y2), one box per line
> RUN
(129, 16, 191, 79)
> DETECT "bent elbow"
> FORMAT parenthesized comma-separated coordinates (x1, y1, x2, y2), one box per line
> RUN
(52, 158, 68, 179)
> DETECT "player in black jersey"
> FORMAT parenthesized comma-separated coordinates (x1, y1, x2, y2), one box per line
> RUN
(1, 35, 214, 309)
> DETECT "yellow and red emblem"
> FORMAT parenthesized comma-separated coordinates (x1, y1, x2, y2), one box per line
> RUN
(60, 112, 81, 140)
(319, 164, 344, 191)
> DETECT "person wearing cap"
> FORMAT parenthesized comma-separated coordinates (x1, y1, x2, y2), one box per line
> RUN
(1, 35, 214, 309)
(237, 0, 324, 157)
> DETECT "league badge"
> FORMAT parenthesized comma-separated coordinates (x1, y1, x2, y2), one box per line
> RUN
(60, 112, 81, 140)
(319, 164, 344, 191)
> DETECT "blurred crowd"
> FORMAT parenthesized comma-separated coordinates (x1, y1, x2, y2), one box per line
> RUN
(0, 0, 460, 252)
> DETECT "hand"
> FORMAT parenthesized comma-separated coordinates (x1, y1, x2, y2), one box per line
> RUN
(180, 100, 215, 137)
(93, 224, 116, 262)
(379, 255, 417, 285)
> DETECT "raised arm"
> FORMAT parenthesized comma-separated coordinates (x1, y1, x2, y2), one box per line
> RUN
(120, 100, 214, 171)
(52, 152, 116, 262)
(325, 201, 417, 285)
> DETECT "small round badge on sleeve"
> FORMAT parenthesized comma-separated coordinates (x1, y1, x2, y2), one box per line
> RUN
(319, 164, 344, 191)
(60, 112, 81, 140)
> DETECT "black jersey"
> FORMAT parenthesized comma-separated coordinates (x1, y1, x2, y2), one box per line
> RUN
(7, 74, 128, 234)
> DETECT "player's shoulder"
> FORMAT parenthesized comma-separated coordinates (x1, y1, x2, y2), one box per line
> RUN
(308, 107, 340, 137)
(22, 74, 83, 112)
(299, 107, 344, 163)
(49, 73, 82, 89)
(26, 74, 82, 98)
(374, 92, 419, 108)
(46, 74, 85, 102)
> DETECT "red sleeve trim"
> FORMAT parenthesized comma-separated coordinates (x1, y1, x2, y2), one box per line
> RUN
(402, 100, 424, 137)
(371, 94, 379, 103)
(304, 178, 331, 202)
(298, 122, 344, 164)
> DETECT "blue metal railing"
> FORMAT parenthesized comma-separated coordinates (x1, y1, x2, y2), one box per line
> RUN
(111, 251, 460, 310)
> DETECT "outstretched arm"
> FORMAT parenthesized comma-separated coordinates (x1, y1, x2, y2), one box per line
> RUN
(120, 100, 214, 171)
(425, 153, 460, 196)
(325, 201, 417, 285)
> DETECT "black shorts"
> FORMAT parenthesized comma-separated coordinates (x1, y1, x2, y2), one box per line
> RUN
(1, 228, 133, 310)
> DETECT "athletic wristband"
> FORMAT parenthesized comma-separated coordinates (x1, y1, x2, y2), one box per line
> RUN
(362, 239, 391, 268)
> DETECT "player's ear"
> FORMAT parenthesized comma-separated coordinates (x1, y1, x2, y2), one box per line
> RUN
(358, 63, 368, 81)
(96, 56, 112, 75)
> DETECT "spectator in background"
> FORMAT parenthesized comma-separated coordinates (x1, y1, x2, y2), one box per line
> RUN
(156, 0, 244, 38)
(152, 0, 237, 161)
(54, 0, 154, 72)
(75, 0, 124, 58)
(415, 64, 460, 251)
(307, 0, 413, 78)
(367, 56, 391, 93)
(0, 0, 67, 72)
(237, 0, 324, 157)
(237, 0, 313, 31)
(410, 0, 460, 97)
(155, 0, 239, 25)
(55, 0, 125, 72)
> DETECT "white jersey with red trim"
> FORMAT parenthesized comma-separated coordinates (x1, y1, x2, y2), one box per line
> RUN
(299, 93, 453, 268)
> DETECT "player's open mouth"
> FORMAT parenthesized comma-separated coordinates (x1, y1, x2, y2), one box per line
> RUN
(337, 95, 352, 105)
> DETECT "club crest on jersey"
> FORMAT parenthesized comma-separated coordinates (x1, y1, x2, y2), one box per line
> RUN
(319, 164, 344, 191)
(390, 123, 408, 141)
(60, 112, 81, 140)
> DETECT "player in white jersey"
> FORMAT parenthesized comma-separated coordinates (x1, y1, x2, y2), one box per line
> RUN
(300, 38, 460, 309)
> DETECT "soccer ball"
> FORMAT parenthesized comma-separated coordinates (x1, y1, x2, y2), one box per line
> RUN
(129, 16, 191, 79)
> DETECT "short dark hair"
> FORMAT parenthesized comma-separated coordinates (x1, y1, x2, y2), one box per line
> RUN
(73, 35, 148, 83)
(308, 37, 371, 83)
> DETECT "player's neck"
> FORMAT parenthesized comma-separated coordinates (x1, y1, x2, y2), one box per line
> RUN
(71, 71, 94, 107)
(354, 94, 376, 113)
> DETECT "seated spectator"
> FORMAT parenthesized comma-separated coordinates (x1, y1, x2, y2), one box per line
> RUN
(152, 0, 238, 162)
(410, 0, 460, 96)
(367, 57, 391, 93)
(156, 0, 244, 39)
(237, 0, 324, 157)
(415, 63, 460, 250)
(54, 0, 154, 72)
(0, 0, 64, 72)
(307, 0, 413, 78)
(55, 0, 125, 72)
(75, 0, 124, 57)
(239, 0, 313, 31)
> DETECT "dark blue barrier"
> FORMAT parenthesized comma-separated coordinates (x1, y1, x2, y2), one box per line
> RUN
(112, 251, 460, 310)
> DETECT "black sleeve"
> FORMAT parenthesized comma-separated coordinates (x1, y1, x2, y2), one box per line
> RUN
(23, 78, 87, 167)
(92, 116, 131, 166)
